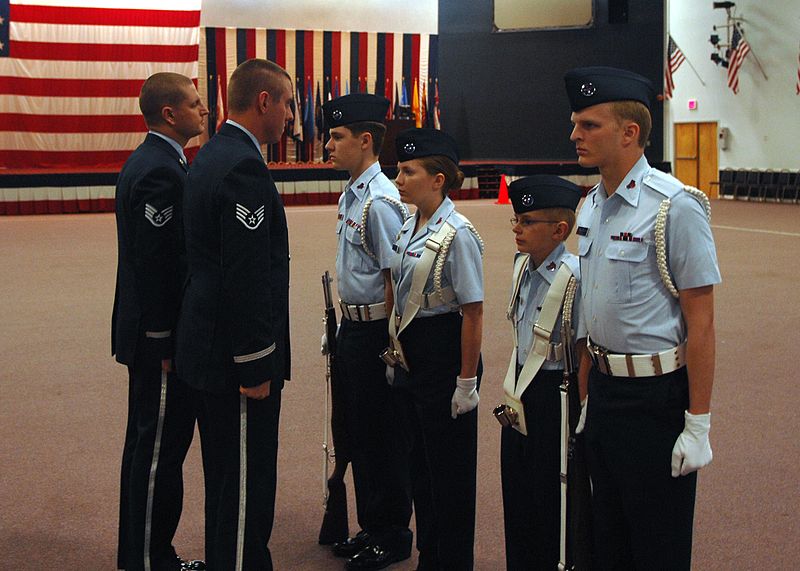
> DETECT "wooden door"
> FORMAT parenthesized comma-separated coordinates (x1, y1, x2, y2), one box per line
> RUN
(674, 122, 719, 198)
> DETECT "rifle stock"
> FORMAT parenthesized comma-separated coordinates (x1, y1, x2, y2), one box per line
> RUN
(318, 271, 351, 545)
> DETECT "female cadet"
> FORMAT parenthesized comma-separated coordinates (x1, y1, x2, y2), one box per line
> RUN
(384, 128, 484, 570)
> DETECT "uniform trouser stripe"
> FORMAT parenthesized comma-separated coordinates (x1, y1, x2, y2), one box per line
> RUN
(236, 394, 248, 571)
(143, 370, 169, 571)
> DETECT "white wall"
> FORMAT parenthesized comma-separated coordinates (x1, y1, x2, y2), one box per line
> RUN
(200, 0, 437, 34)
(667, 0, 800, 170)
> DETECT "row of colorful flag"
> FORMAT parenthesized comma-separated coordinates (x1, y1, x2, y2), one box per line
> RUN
(665, 29, 799, 97)
(199, 27, 441, 163)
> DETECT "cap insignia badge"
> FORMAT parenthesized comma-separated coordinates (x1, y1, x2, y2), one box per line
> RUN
(580, 82, 596, 97)
(403, 142, 416, 154)
(332, 109, 342, 120)
(521, 194, 533, 206)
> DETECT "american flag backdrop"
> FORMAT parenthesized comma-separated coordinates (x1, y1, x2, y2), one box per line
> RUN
(664, 35, 685, 100)
(0, 0, 201, 170)
(727, 24, 750, 95)
(200, 27, 439, 163)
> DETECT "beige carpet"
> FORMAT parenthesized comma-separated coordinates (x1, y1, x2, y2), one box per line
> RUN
(1, 198, 799, 569)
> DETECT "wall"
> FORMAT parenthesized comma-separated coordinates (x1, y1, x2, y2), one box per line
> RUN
(437, 0, 665, 164)
(667, 1, 800, 170)
(200, 0, 437, 34)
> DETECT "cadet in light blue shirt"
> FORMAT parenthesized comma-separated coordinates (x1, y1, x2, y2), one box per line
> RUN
(498, 175, 591, 569)
(566, 66, 720, 570)
(388, 128, 483, 570)
(320, 93, 413, 569)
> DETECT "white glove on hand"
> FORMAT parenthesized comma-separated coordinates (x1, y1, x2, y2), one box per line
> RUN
(671, 410, 712, 477)
(320, 324, 340, 356)
(575, 397, 588, 434)
(451, 376, 479, 419)
(386, 365, 395, 386)
(320, 333, 329, 356)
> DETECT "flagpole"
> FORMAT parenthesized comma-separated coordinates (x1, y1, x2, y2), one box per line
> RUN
(737, 24, 768, 81)
(683, 55, 706, 87)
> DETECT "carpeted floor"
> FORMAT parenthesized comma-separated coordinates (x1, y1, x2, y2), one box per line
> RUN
(1, 198, 798, 570)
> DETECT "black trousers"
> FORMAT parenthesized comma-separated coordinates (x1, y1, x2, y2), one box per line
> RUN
(585, 366, 696, 570)
(336, 317, 412, 549)
(500, 370, 562, 571)
(195, 387, 282, 571)
(393, 312, 480, 571)
(118, 364, 195, 571)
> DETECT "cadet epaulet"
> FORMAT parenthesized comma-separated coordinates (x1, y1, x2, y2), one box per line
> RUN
(643, 169, 683, 198)
(451, 212, 485, 256)
(360, 195, 410, 260)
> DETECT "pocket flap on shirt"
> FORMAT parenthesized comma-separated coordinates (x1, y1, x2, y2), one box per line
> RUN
(604, 241, 648, 262)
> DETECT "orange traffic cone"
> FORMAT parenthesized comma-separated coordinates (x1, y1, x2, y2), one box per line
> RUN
(495, 174, 509, 205)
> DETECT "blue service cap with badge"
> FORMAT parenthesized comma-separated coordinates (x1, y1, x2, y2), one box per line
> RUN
(395, 128, 459, 165)
(508, 175, 582, 213)
(322, 93, 390, 128)
(564, 66, 655, 112)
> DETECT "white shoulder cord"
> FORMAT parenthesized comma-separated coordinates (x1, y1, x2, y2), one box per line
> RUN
(432, 214, 485, 304)
(360, 195, 410, 260)
(654, 186, 712, 299)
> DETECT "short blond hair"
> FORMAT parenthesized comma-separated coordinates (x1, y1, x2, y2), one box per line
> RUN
(139, 72, 194, 127)
(611, 100, 652, 148)
(228, 59, 290, 114)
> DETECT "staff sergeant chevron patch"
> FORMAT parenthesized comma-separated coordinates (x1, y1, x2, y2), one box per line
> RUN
(236, 203, 265, 230)
(144, 203, 173, 227)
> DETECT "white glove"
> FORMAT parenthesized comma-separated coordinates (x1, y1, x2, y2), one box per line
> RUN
(575, 396, 587, 434)
(451, 376, 479, 419)
(320, 324, 340, 355)
(320, 333, 329, 355)
(386, 365, 395, 386)
(671, 411, 712, 477)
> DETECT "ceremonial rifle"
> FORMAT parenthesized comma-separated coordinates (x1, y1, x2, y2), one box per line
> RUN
(318, 271, 350, 545)
(558, 277, 593, 570)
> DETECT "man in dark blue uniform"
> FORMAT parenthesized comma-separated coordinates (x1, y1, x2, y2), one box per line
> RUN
(112, 72, 208, 571)
(176, 58, 293, 571)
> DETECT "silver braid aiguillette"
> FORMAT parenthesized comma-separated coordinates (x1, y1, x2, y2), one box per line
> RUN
(433, 227, 457, 303)
(359, 197, 377, 260)
(655, 198, 680, 299)
(684, 185, 712, 221)
(359, 196, 410, 261)
(562, 276, 578, 332)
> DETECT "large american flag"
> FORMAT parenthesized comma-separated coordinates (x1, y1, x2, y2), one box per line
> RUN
(664, 35, 685, 100)
(0, 0, 201, 170)
(727, 24, 750, 95)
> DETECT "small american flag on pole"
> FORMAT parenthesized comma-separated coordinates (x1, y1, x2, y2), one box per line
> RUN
(727, 24, 751, 94)
(664, 35, 686, 99)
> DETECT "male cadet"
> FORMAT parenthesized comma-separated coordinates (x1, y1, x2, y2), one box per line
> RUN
(112, 72, 207, 571)
(176, 59, 293, 571)
(565, 66, 721, 569)
(498, 176, 589, 570)
(321, 93, 413, 570)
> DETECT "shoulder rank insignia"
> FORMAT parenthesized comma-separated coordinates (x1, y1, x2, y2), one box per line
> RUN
(235, 203, 265, 230)
(145, 203, 173, 227)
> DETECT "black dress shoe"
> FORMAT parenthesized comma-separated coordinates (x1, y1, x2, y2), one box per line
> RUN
(345, 545, 411, 570)
(332, 530, 370, 558)
(180, 560, 207, 571)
